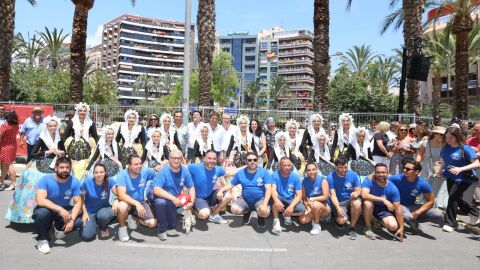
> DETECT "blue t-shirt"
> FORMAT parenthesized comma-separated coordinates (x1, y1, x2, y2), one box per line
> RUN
(81, 177, 116, 213)
(188, 164, 225, 199)
(115, 168, 155, 202)
(153, 165, 194, 197)
(37, 174, 81, 207)
(303, 175, 328, 199)
(441, 144, 478, 183)
(389, 174, 432, 206)
(362, 178, 401, 210)
(231, 167, 273, 204)
(20, 117, 43, 145)
(272, 171, 301, 200)
(327, 170, 360, 203)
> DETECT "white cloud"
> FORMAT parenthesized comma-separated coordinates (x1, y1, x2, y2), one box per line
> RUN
(86, 25, 103, 48)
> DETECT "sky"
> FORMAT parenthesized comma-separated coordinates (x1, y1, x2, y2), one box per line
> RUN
(15, 0, 406, 62)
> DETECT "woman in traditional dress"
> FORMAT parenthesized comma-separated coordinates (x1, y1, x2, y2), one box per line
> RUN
(331, 113, 356, 162)
(285, 119, 305, 172)
(159, 113, 182, 153)
(250, 119, 267, 167)
(63, 103, 98, 180)
(225, 115, 255, 168)
(192, 123, 215, 163)
(115, 109, 146, 166)
(308, 133, 335, 176)
(300, 113, 327, 159)
(416, 126, 448, 208)
(266, 132, 295, 172)
(345, 128, 374, 181)
(5, 116, 64, 223)
(142, 128, 168, 171)
(145, 114, 160, 140)
(86, 125, 122, 178)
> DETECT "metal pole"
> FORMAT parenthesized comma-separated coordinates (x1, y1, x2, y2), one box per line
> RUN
(398, 46, 407, 115)
(182, 0, 192, 126)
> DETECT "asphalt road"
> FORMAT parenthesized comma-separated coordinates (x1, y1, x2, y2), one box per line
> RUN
(0, 186, 479, 270)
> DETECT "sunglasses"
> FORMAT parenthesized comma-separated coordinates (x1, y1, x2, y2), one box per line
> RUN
(247, 158, 258, 162)
(150, 118, 158, 121)
(404, 167, 415, 172)
(399, 129, 408, 131)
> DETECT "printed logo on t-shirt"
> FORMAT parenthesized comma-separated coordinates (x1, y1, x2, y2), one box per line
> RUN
(344, 181, 353, 190)
(64, 189, 72, 200)
(287, 183, 294, 193)
(257, 178, 264, 186)
(101, 190, 108, 200)
(451, 151, 462, 161)
(180, 177, 185, 188)
(138, 178, 145, 188)
(410, 188, 419, 197)
(313, 186, 320, 194)
(212, 174, 217, 184)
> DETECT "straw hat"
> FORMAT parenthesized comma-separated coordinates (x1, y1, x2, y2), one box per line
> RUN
(431, 126, 446, 135)
(32, 106, 44, 113)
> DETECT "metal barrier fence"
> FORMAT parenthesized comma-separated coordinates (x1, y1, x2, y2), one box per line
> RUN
(19, 103, 418, 130)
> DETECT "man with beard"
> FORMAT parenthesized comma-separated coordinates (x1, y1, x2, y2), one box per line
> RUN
(33, 157, 83, 254)
(362, 163, 404, 241)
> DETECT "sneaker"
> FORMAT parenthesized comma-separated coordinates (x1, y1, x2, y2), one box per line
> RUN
(158, 232, 167, 241)
(127, 215, 138, 230)
(208, 214, 228, 224)
(272, 219, 282, 234)
(284, 216, 293, 226)
(54, 227, 65, 239)
(442, 224, 454, 233)
(469, 214, 480, 226)
(257, 216, 266, 228)
(118, 226, 129, 242)
(348, 227, 357, 240)
(36, 240, 50, 254)
(407, 221, 423, 234)
(4, 185, 15, 191)
(364, 228, 376, 240)
(310, 222, 321, 235)
(100, 229, 109, 238)
(242, 212, 252, 225)
(336, 223, 345, 229)
(190, 213, 197, 225)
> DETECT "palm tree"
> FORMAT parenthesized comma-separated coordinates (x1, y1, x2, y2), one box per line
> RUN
(268, 76, 291, 110)
(15, 33, 43, 66)
(158, 72, 176, 96)
(132, 74, 160, 103)
(197, 0, 216, 106)
(0, 0, 36, 99)
(366, 55, 401, 93)
(69, 0, 135, 103)
(313, 0, 330, 111)
(39, 27, 69, 69)
(339, 44, 380, 76)
(245, 81, 260, 109)
(429, 0, 479, 119)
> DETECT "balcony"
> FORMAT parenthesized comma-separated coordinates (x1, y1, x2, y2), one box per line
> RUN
(283, 75, 315, 84)
(278, 67, 313, 75)
(278, 50, 314, 58)
(279, 40, 312, 49)
(278, 59, 313, 66)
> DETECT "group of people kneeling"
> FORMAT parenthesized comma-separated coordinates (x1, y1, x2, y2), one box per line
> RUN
(32, 148, 444, 254)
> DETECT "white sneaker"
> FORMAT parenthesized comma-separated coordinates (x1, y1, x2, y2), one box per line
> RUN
(468, 214, 480, 226)
(37, 240, 50, 254)
(442, 224, 454, 232)
(310, 222, 321, 235)
(158, 232, 167, 241)
(284, 216, 293, 226)
(208, 214, 228, 224)
(190, 213, 197, 225)
(118, 226, 129, 242)
(272, 219, 282, 234)
(127, 215, 138, 230)
(54, 227, 65, 239)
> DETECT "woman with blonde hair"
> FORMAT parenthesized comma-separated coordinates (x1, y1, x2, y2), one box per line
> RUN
(389, 123, 415, 174)
(86, 125, 122, 178)
(372, 121, 391, 165)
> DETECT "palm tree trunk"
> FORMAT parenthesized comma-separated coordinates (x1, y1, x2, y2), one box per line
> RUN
(70, 0, 94, 103)
(403, 0, 423, 116)
(197, 0, 216, 106)
(0, 0, 15, 100)
(313, 0, 330, 112)
(431, 72, 442, 118)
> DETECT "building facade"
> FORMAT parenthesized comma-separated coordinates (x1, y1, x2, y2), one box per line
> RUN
(101, 14, 194, 104)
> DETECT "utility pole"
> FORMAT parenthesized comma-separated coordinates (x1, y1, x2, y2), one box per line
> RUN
(182, 0, 192, 126)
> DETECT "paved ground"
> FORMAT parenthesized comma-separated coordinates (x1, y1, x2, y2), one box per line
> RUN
(0, 186, 479, 270)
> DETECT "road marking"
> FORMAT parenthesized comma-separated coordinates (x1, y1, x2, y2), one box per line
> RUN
(116, 242, 288, 253)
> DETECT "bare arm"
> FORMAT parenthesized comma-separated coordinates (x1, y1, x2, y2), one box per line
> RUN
(117, 186, 142, 208)
(412, 192, 435, 219)
(416, 145, 426, 163)
(259, 133, 267, 156)
(393, 201, 404, 242)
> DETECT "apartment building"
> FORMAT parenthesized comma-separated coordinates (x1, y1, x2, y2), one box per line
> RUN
(101, 14, 194, 104)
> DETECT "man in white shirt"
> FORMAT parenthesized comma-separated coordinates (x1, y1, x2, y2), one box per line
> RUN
(219, 113, 238, 162)
(173, 110, 189, 155)
(187, 110, 203, 162)
(208, 111, 224, 163)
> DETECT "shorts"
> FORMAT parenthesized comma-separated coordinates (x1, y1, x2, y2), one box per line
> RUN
(129, 201, 155, 221)
(373, 206, 394, 220)
(194, 189, 221, 211)
(276, 198, 306, 214)
(331, 199, 352, 219)
(232, 197, 268, 212)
